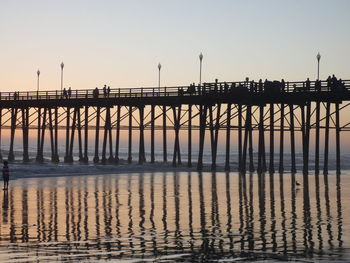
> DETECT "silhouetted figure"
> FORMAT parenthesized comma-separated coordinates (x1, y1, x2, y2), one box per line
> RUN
(68, 87, 72, 98)
(331, 74, 337, 91)
(214, 79, 218, 93)
(305, 78, 310, 91)
(281, 79, 285, 92)
(103, 85, 107, 97)
(63, 88, 67, 98)
(258, 79, 263, 92)
(2, 161, 9, 190)
(93, 87, 99, 98)
(107, 86, 111, 97)
(250, 81, 254, 92)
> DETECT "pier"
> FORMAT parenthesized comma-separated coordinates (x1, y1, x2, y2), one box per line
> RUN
(1, 79, 349, 174)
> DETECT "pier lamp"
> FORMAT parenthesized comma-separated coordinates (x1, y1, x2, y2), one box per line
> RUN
(158, 63, 161, 92)
(37, 70, 40, 92)
(199, 52, 203, 86)
(316, 52, 321, 80)
(60, 62, 64, 94)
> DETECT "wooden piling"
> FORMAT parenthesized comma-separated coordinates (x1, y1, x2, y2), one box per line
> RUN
(127, 106, 132, 164)
(67, 107, 77, 163)
(115, 105, 121, 164)
(248, 106, 254, 172)
(22, 108, 29, 162)
(163, 105, 167, 163)
(289, 105, 296, 173)
(279, 104, 284, 173)
(150, 105, 155, 163)
(77, 108, 83, 161)
(38, 108, 47, 163)
(83, 106, 89, 163)
(269, 103, 275, 173)
(225, 104, 231, 171)
(197, 105, 207, 171)
(139, 106, 145, 164)
(93, 107, 101, 163)
(323, 102, 330, 175)
(64, 107, 70, 163)
(188, 105, 192, 167)
(36, 108, 41, 162)
(336, 102, 341, 174)
(315, 101, 320, 174)
(172, 106, 182, 167)
(54, 107, 59, 162)
(238, 104, 243, 172)
(257, 105, 264, 173)
(48, 108, 55, 162)
(8, 108, 18, 162)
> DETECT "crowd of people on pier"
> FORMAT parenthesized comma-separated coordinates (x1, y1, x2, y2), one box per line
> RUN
(179, 75, 347, 96)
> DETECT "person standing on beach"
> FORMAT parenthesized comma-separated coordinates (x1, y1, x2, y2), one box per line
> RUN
(2, 161, 9, 190)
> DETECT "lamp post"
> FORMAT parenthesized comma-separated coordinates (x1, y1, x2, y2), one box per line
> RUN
(60, 62, 64, 94)
(158, 63, 161, 92)
(37, 70, 40, 92)
(199, 52, 203, 86)
(316, 52, 321, 80)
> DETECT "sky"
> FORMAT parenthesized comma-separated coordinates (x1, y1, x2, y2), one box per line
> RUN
(0, 0, 349, 92)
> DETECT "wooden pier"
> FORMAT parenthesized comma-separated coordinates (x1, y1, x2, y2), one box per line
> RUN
(0, 79, 349, 174)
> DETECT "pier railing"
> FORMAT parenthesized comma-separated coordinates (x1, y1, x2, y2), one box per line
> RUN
(1, 79, 349, 101)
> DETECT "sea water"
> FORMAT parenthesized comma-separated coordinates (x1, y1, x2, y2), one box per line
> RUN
(0, 169, 348, 262)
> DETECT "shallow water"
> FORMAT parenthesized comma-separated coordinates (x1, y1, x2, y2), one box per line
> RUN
(0, 171, 349, 262)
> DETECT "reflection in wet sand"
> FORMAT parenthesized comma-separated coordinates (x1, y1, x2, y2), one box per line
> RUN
(0, 171, 348, 262)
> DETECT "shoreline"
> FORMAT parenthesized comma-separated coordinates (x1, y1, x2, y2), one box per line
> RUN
(5, 160, 343, 180)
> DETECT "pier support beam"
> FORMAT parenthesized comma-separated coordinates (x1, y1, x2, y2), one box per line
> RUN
(93, 107, 101, 163)
(22, 108, 29, 162)
(336, 103, 341, 174)
(197, 105, 207, 171)
(269, 103, 275, 173)
(315, 102, 320, 174)
(115, 105, 121, 164)
(188, 105, 192, 167)
(127, 106, 132, 164)
(8, 108, 18, 162)
(48, 108, 55, 162)
(238, 104, 243, 172)
(248, 106, 254, 172)
(64, 107, 71, 163)
(53, 107, 59, 162)
(225, 104, 231, 171)
(289, 105, 296, 173)
(67, 107, 77, 163)
(257, 105, 265, 174)
(323, 102, 330, 175)
(279, 104, 285, 173)
(242, 105, 251, 173)
(77, 108, 83, 162)
(163, 105, 167, 163)
(37, 108, 47, 163)
(209, 104, 221, 171)
(139, 106, 146, 164)
(150, 105, 155, 163)
(83, 106, 89, 163)
(172, 106, 182, 167)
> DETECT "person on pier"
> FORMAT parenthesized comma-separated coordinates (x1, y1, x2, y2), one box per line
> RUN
(305, 78, 310, 91)
(2, 161, 9, 190)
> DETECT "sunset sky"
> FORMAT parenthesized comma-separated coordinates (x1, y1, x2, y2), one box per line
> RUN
(0, 0, 349, 92)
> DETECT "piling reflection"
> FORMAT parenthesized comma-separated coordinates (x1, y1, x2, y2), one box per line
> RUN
(0, 172, 347, 262)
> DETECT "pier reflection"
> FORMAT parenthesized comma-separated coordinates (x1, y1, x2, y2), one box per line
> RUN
(0, 172, 347, 262)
